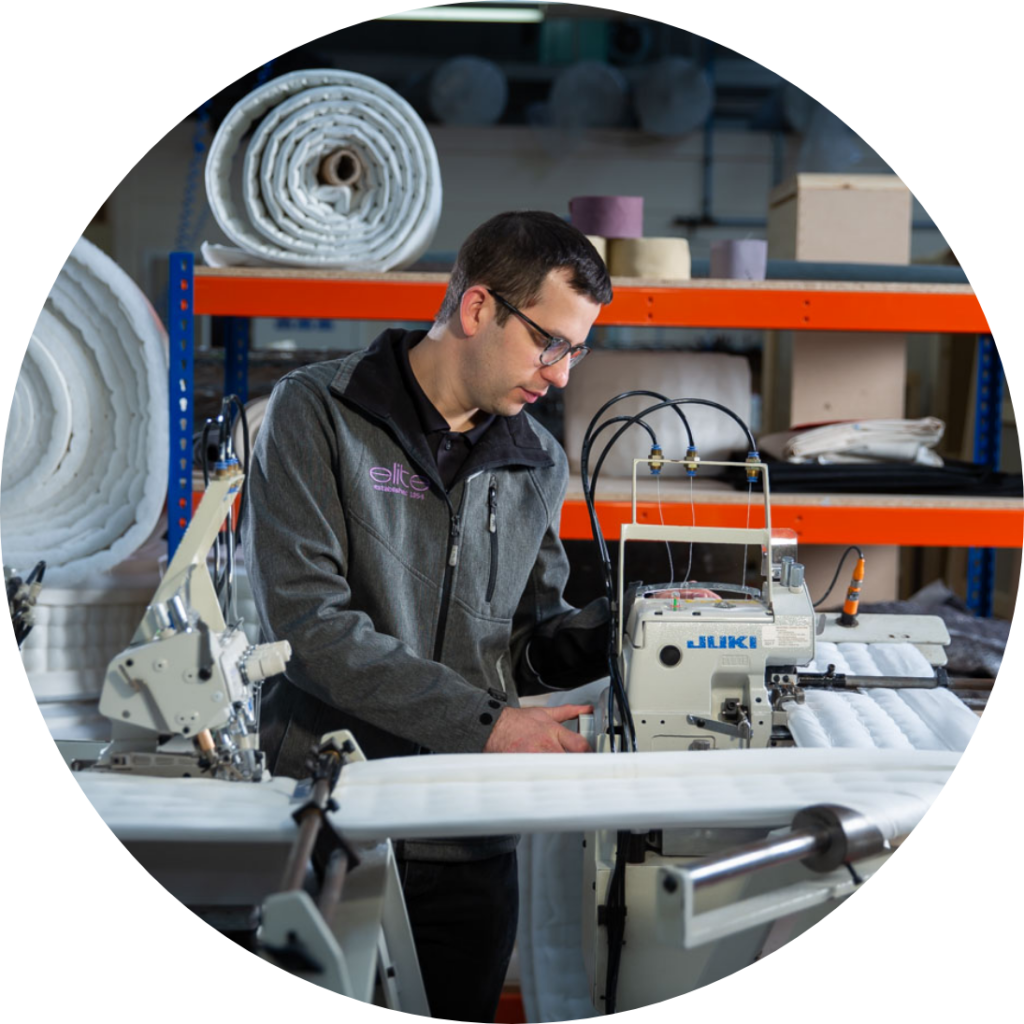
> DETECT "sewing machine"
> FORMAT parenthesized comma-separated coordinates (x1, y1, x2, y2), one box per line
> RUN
(72, 460, 291, 780)
(579, 457, 954, 1013)
(57, 458, 429, 1014)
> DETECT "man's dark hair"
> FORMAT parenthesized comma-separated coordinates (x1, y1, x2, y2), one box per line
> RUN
(436, 210, 612, 326)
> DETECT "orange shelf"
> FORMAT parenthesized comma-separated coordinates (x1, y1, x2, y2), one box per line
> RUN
(190, 268, 1009, 552)
(193, 270, 990, 334)
(561, 499, 1023, 548)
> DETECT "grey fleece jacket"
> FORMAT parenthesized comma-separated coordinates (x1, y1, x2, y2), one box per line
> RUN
(244, 329, 606, 861)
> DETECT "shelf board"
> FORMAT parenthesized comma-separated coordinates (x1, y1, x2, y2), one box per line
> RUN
(562, 479, 1021, 546)
(192, 268, 990, 334)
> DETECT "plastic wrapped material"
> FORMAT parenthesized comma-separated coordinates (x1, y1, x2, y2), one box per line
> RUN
(204, 69, 442, 269)
(2, 238, 168, 586)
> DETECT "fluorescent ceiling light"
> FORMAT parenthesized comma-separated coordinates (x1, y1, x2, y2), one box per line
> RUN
(381, 5, 545, 23)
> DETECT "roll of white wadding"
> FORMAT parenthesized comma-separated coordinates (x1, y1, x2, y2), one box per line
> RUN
(1, 238, 168, 585)
(204, 69, 443, 270)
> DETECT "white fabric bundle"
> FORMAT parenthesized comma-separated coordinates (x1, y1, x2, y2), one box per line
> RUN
(203, 69, 442, 270)
(2, 238, 168, 585)
(760, 417, 945, 465)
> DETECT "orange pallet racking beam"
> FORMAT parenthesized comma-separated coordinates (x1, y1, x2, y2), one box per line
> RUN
(193, 271, 990, 334)
(559, 499, 1022, 548)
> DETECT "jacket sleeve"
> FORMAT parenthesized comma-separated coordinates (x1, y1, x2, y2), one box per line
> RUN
(243, 378, 504, 754)
(510, 456, 611, 695)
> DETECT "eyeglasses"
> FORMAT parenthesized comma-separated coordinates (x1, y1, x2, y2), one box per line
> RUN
(488, 290, 590, 368)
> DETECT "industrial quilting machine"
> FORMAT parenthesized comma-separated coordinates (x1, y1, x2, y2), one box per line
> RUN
(54, 392, 976, 1019)
(573, 458, 967, 1014)
(519, 390, 975, 1017)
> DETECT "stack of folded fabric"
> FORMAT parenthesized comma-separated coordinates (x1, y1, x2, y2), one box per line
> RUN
(759, 417, 945, 465)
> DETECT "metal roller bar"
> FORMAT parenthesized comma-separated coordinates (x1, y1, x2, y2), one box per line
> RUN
(664, 804, 886, 895)
(798, 673, 945, 690)
(684, 829, 822, 889)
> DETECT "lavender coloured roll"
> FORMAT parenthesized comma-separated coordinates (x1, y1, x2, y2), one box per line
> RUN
(568, 195, 644, 239)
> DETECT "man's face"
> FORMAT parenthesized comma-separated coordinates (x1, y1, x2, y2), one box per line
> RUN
(465, 268, 602, 418)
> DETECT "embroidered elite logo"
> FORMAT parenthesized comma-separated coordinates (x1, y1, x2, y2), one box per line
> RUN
(369, 462, 430, 500)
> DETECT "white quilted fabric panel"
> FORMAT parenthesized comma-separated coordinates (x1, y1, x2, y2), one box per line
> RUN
(803, 640, 935, 677)
(75, 748, 958, 845)
(328, 748, 956, 843)
(790, 640, 976, 751)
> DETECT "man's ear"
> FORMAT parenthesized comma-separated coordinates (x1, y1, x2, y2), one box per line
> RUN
(459, 285, 491, 338)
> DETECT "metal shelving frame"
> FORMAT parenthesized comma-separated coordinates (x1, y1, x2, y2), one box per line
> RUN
(168, 258, 1018, 613)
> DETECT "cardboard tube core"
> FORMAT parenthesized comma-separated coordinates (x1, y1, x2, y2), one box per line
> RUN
(319, 149, 363, 187)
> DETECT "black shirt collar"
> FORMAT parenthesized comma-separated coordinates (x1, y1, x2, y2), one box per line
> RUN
(334, 328, 555, 487)
(396, 332, 496, 442)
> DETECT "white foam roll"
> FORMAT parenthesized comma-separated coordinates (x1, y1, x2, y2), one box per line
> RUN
(430, 56, 508, 126)
(204, 69, 443, 269)
(607, 236, 692, 279)
(1, 238, 168, 585)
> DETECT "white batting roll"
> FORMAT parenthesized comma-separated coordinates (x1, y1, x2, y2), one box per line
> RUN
(204, 69, 443, 269)
(2, 238, 168, 586)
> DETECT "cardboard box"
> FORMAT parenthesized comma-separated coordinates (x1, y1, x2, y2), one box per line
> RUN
(767, 173, 912, 264)
(767, 173, 913, 599)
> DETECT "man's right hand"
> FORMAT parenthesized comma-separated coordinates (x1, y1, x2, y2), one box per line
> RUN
(483, 704, 593, 754)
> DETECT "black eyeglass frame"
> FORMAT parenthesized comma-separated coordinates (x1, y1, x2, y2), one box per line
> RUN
(487, 289, 590, 368)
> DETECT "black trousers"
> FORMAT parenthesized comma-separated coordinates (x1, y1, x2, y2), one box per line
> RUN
(398, 852, 519, 1022)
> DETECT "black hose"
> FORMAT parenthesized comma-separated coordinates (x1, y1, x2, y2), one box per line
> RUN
(813, 545, 865, 608)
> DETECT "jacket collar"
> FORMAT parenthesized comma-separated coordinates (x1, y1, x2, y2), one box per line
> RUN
(330, 328, 554, 480)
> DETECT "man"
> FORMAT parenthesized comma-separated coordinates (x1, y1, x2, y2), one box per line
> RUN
(244, 210, 613, 1021)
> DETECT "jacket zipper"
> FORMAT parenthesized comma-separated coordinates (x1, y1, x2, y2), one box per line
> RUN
(432, 483, 468, 662)
(486, 476, 499, 603)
